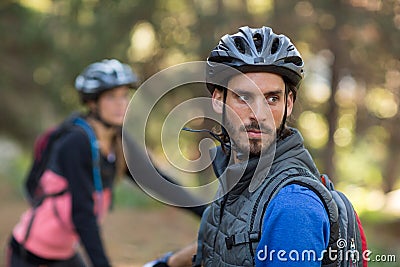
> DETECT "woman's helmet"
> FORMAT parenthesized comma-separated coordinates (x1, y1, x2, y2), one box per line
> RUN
(206, 26, 304, 98)
(75, 59, 139, 102)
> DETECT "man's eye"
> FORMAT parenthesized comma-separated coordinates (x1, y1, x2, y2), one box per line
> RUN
(267, 96, 279, 103)
(239, 95, 250, 102)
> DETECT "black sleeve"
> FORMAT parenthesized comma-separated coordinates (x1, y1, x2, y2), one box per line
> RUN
(123, 133, 208, 218)
(55, 129, 111, 267)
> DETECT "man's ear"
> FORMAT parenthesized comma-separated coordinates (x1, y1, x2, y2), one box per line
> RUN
(212, 88, 224, 114)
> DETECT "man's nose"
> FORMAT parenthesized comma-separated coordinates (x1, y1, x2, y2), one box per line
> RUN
(249, 98, 269, 122)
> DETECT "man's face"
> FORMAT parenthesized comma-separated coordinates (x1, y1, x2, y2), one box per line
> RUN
(212, 72, 293, 158)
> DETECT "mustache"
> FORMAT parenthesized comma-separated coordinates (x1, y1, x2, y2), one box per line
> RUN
(239, 121, 274, 134)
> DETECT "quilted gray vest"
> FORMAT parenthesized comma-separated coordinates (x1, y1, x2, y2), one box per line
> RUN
(195, 130, 338, 267)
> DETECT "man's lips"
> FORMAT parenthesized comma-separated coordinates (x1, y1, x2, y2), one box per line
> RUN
(239, 122, 274, 138)
(246, 129, 264, 138)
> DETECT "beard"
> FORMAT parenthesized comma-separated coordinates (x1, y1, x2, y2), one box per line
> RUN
(224, 117, 276, 158)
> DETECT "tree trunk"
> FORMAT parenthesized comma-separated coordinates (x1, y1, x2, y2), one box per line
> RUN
(323, 0, 347, 180)
(382, 119, 400, 193)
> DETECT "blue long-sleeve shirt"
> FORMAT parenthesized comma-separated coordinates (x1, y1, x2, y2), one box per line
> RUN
(255, 184, 330, 266)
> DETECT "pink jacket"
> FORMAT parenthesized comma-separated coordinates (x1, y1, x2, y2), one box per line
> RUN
(13, 170, 111, 259)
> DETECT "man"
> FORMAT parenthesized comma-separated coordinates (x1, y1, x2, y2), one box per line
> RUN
(146, 26, 330, 266)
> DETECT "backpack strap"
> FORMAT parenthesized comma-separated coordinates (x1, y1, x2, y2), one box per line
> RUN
(248, 167, 340, 266)
(322, 174, 368, 267)
(21, 188, 70, 247)
(73, 117, 104, 215)
(73, 117, 103, 193)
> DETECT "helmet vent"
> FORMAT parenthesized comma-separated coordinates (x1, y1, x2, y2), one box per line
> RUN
(253, 33, 263, 53)
(271, 38, 280, 54)
(234, 37, 246, 54)
(284, 56, 303, 66)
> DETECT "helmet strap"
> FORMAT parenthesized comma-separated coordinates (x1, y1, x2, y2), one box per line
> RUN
(218, 88, 232, 154)
(277, 84, 289, 140)
(221, 87, 228, 133)
(88, 106, 117, 129)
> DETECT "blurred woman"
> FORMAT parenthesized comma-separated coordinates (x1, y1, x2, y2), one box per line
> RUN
(6, 59, 204, 267)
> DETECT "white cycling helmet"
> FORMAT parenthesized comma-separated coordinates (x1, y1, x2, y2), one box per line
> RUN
(75, 59, 138, 102)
